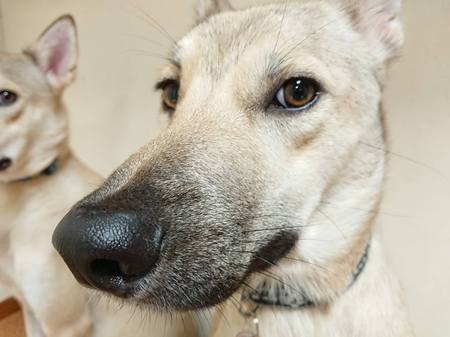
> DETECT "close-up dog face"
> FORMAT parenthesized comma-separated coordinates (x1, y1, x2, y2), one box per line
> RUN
(53, 0, 403, 312)
(0, 17, 76, 183)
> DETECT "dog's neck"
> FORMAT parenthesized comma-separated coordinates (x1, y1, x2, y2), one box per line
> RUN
(212, 238, 411, 337)
(14, 157, 61, 182)
(242, 241, 371, 310)
(232, 242, 371, 337)
(0, 149, 73, 237)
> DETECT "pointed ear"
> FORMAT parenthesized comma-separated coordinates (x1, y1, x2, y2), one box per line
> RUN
(339, 0, 403, 61)
(25, 15, 78, 92)
(195, 0, 233, 23)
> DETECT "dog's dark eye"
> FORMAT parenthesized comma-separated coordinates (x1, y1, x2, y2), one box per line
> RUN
(0, 90, 18, 107)
(273, 78, 320, 111)
(161, 81, 179, 111)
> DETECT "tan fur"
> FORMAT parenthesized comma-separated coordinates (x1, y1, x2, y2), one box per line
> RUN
(174, 0, 412, 336)
(50, 1, 414, 336)
(0, 16, 191, 337)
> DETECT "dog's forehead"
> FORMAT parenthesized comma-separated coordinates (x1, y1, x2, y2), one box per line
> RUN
(176, 2, 348, 72)
(0, 53, 50, 94)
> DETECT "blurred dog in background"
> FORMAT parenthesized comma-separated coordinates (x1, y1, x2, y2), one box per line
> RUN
(0, 16, 182, 337)
(0, 15, 100, 337)
(53, 0, 414, 336)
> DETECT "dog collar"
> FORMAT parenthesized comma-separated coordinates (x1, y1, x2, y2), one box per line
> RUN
(243, 241, 371, 309)
(236, 243, 371, 337)
(17, 158, 60, 182)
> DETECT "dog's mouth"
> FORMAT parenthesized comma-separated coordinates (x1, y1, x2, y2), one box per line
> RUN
(247, 231, 299, 273)
(123, 229, 300, 310)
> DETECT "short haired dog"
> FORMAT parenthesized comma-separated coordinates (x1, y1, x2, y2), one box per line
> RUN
(53, 1, 414, 336)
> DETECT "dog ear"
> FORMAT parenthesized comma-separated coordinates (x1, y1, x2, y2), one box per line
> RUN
(195, 0, 233, 23)
(338, 0, 403, 61)
(25, 15, 78, 93)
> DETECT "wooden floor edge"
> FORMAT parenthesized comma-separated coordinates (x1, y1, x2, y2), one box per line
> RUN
(0, 298, 21, 321)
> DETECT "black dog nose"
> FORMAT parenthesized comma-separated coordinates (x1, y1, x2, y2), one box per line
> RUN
(0, 157, 12, 171)
(52, 206, 162, 297)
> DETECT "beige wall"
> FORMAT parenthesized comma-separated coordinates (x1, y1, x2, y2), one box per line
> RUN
(1, 0, 449, 336)
(0, 3, 4, 49)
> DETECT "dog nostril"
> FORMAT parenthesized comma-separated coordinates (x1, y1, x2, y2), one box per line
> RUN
(90, 259, 147, 280)
(90, 259, 124, 279)
(0, 157, 12, 171)
(54, 208, 162, 295)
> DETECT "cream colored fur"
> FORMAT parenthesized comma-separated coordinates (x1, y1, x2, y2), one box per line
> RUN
(31, 1, 414, 336)
(173, 0, 413, 336)
(0, 16, 189, 337)
(210, 239, 412, 337)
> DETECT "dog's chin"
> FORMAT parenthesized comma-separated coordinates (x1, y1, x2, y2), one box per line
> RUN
(104, 230, 299, 312)
(0, 152, 57, 183)
(140, 279, 244, 312)
(0, 166, 24, 183)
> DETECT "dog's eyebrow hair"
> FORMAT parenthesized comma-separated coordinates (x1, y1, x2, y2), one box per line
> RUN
(267, 55, 284, 76)
(154, 78, 176, 90)
(163, 58, 181, 70)
(154, 60, 181, 90)
(171, 60, 181, 69)
(265, 54, 295, 83)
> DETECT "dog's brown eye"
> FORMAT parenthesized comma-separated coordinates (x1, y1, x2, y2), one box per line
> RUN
(274, 78, 320, 111)
(0, 90, 18, 107)
(161, 81, 179, 111)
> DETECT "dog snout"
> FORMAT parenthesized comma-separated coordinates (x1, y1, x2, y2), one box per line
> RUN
(0, 157, 12, 171)
(52, 206, 162, 297)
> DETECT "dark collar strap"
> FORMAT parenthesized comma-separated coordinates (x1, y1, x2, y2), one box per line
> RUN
(243, 242, 371, 309)
(40, 159, 59, 176)
(245, 280, 313, 309)
(18, 158, 59, 182)
(348, 241, 370, 288)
